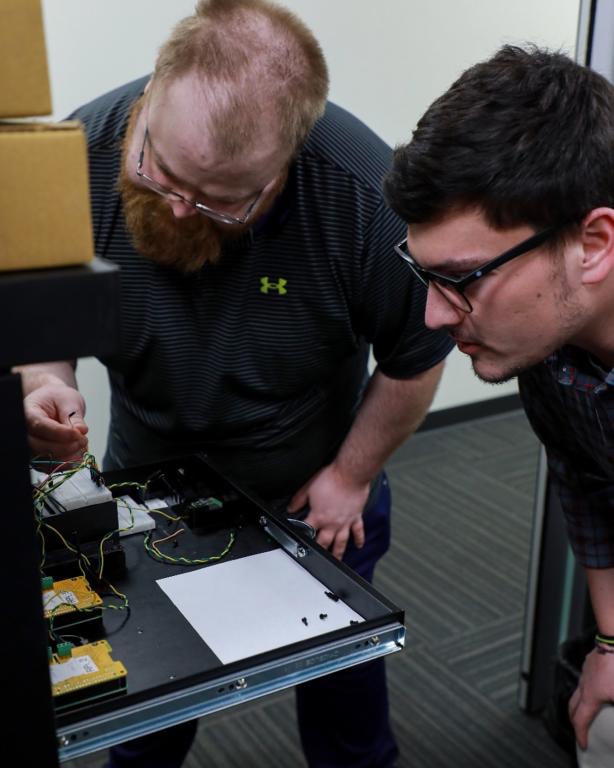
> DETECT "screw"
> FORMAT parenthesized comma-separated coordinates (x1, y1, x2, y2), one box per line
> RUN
(369, 635, 380, 647)
(235, 678, 247, 689)
(296, 546, 307, 558)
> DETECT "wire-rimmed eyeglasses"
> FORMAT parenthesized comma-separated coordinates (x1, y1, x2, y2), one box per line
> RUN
(136, 126, 265, 226)
(393, 226, 559, 313)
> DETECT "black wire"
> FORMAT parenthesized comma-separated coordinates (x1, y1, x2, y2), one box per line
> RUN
(102, 605, 132, 637)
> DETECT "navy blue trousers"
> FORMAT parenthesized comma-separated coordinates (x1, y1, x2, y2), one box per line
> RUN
(107, 474, 398, 768)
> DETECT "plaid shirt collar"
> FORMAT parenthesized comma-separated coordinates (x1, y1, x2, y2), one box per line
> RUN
(544, 346, 614, 390)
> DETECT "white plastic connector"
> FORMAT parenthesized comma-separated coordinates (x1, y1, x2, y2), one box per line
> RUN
(116, 496, 156, 536)
(34, 467, 112, 511)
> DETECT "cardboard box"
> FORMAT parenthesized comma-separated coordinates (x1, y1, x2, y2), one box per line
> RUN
(0, 121, 94, 271)
(0, 0, 52, 117)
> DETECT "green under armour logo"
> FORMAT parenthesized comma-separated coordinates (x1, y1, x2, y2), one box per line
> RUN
(260, 276, 288, 295)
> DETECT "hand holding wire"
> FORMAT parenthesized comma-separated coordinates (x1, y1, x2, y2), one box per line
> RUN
(24, 381, 89, 460)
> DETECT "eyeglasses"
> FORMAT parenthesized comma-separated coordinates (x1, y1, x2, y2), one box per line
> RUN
(136, 126, 265, 225)
(394, 226, 559, 313)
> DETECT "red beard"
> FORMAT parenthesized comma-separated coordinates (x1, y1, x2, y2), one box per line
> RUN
(119, 171, 226, 272)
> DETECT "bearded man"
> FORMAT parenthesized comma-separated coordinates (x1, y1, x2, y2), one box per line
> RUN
(19, 1, 452, 767)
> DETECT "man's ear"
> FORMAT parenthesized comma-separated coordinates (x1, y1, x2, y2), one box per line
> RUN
(580, 208, 614, 285)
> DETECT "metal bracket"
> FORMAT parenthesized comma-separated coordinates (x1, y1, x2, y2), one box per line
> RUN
(56, 622, 405, 760)
(259, 515, 309, 559)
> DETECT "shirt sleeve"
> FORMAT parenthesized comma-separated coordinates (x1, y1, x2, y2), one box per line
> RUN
(353, 200, 454, 379)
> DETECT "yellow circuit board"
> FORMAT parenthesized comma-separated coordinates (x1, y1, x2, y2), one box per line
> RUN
(42, 575, 102, 620)
(49, 640, 127, 700)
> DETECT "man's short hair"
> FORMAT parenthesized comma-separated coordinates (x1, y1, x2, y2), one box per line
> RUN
(384, 45, 614, 237)
(153, 0, 328, 159)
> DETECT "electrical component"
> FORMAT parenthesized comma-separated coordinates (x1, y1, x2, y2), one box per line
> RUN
(42, 575, 103, 633)
(49, 640, 127, 713)
(116, 495, 156, 537)
(32, 463, 119, 554)
(41, 575, 54, 590)
(31, 466, 112, 512)
(56, 641, 74, 658)
(183, 496, 226, 531)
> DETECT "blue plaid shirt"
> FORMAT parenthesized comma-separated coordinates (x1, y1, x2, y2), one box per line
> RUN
(519, 346, 614, 569)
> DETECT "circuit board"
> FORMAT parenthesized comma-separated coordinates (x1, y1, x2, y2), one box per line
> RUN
(42, 575, 103, 632)
(50, 640, 127, 712)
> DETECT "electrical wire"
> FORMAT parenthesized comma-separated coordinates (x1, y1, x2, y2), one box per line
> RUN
(144, 527, 236, 566)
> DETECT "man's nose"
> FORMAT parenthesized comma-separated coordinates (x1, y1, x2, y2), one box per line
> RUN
(424, 283, 466, 330)
(167, 198, 199, 219)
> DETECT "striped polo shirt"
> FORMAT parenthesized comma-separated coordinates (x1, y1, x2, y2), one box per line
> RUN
(72, 77, 453, 498)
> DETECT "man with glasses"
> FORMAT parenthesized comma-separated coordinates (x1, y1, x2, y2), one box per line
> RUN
(384, 45, 614, 767)
(18, 1, 452, 767)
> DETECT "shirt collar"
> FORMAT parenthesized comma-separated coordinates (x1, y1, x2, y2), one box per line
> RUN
(545, 345, 614, 388)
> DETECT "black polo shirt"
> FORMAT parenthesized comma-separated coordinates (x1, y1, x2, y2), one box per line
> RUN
(72, 77, 453, 498)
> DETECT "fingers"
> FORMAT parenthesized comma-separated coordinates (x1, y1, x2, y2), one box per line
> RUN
(313, 524, 351, 561)
(327, 520, 365, 560)
(569, 684, 601, 752)
(568, 686, 581, 721)
(28, 412, 79, 441)
(72, 420, 89, 436)
(331, 528, 350, 560)
(571, 701, 594, 751)
(305, 511, 365, 560)
(26, 411, 88, 460)
(351, 519, 365, 549)
(64, 409, 88, 433)
(29, 435, 88, 462)
(291, 464, 369, 560)
(288, 486, 309, 514)
(315, 525, 335, 552)
(24, 383, 89, 460)
(304, 506, 336, 550)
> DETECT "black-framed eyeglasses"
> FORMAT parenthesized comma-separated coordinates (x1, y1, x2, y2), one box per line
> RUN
(136, 126, 265, 226)
(393, 226, 559, 313)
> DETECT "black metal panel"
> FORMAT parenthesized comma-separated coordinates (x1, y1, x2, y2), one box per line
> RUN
(0, 259, 119, 368)
(0, 372, 59, 766)
(0, 255, 121, 763)
(55, 454, 403, 729)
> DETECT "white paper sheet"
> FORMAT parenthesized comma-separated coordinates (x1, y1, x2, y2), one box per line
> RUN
(156, 549, 364, 664)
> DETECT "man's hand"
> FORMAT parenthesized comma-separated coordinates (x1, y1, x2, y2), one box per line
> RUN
(287, 463, 369, 560)
(24, 382, 89, 460)
(569, 648, 614, 749)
